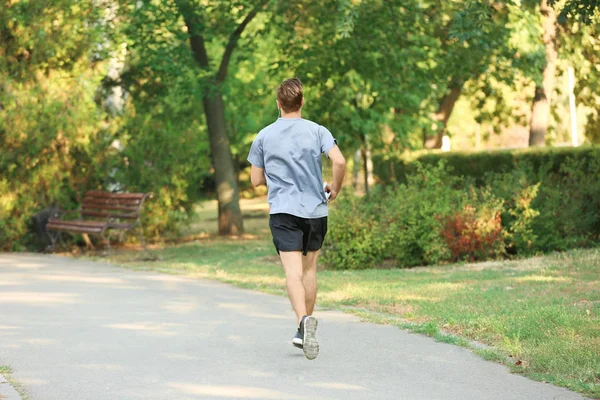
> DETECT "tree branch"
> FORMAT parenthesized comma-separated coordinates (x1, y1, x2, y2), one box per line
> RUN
(216, 0, 269, 83)
(175, 0, 210, 69)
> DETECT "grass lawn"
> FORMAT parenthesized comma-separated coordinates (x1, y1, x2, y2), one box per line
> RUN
(107, 199, 600, 398)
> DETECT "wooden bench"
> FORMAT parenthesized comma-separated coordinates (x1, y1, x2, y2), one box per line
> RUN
(46, 191, 152, 251)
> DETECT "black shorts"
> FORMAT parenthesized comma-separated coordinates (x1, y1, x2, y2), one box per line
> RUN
(269, 213, 328, 255)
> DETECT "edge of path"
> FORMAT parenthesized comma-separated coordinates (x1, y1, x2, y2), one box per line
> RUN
(0, 372, 24, 400)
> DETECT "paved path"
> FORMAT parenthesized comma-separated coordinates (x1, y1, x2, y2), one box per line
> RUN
(0, 372, 21, 400)
(0, 253, 586, 400)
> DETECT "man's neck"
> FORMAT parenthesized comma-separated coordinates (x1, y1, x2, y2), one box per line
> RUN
(280, 110, 302, 119)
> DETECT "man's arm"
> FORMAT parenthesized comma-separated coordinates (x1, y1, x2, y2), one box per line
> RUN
(251, 165, 267, 187)
(326, 145, 346, 201)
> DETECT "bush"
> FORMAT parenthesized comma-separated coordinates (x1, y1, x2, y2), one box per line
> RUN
(322, 191, 391, 269)
(325, 148, 600, 270)
(528, 152, 600, 252)
(0, 74, 108, 251)
(374, 146, 600, 185)
(440, 190, 505, 262)
(324, 162, 508, 268)
(384, 162, 467, 267)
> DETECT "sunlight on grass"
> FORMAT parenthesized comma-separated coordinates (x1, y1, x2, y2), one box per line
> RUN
(421, 282, 465, 291)
(513, 275, 573, 283)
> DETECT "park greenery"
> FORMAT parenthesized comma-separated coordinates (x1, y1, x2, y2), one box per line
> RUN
(325, 149, 600, 268)
(1, 0, 599, 251)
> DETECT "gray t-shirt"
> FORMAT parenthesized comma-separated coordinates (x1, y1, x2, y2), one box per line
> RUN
(247, 118, 337, 218)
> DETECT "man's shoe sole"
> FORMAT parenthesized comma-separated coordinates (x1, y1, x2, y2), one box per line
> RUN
(302, 316, 319, 360)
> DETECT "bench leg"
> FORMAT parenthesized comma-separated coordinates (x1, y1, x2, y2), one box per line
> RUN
(137, 223, 147, 251)
(100, 230, 112, 256)
(82, 233, 96, 250)
(136, 221, 156, 260)
(118, 231, 126, 244)
(46, 230, 61, 252)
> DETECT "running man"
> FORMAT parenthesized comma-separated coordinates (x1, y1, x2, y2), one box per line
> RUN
(247, 78, 346, 360)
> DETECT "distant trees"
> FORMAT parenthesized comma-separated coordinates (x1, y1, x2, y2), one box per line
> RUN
(2, 0, 599, 248)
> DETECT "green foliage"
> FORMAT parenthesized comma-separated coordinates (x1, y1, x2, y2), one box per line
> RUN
(324, 162, 507, 268)
(374, 146, 600, 185)
(526, 152, 600, 252)
(321, 193, 390, 269)
(0, 1, 109, 250)
(327, 148, 600, 269)
(2, 0, 600, 249)
(551, 0, 600, 24)
(385, 163, 467, 266)
(560, 18, 600, 144)
(0, 73, 111, 250)
(486, 172, 541, 254)
(0, 0, 215, 248)
(115, 2, 214, 236)
(115, 96, 211, 236)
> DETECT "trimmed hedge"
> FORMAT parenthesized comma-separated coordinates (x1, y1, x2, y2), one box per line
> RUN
(373, 146, 600, 185)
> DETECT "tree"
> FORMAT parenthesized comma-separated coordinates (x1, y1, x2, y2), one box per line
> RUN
(0, 0, 109, 249)
(278, 0, 438, 154)
(174, 0, 270, 235)
(555, 1, 600, 143)
(324, 1, 533, 151)
(423, 1, 521, 149)
(528, 0, 558, 146)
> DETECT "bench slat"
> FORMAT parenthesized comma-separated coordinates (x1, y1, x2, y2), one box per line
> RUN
(81, 211, 138, 220)
(48, 227, 104, 234)
(85, 191, 147, 200)
(82, 197, 142, 206)
(47, 220, 107, 234)
(48, 220, 108, 228)
(108, 222, 135, 230)
(82, 204, 140, 212)
(48, 220, 134, 232)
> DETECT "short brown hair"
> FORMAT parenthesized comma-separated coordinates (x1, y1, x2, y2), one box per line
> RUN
(277, 78, 303, 113)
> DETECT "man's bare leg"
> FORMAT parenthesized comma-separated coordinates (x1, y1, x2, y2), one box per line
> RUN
(279, 251, 307, 324)
(302, 250, 319, 316)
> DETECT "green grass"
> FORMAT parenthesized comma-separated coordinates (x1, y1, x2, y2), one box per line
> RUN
(108, 238, 600, 398)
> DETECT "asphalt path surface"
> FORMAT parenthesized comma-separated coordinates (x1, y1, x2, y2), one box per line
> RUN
(0, 253, 586, 400)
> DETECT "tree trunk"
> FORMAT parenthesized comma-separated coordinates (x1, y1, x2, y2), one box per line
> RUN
(203, 90, 244, 235)
(360, 136, 374, 195)
(176, 0, 266, 236)
(361, 147, 369, 195)
(424, 82, 462, 149)
(529, 0, 558, 147)
(352, 149, 361, 190)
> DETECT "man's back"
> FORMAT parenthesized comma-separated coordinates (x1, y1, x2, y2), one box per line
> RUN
(248, 117, 337, 218)
(247, 77, 346, 361)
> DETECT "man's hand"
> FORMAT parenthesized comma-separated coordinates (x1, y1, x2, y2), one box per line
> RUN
(251, 165, 267, 187)
(326, 145, 346, 201)
(324, 183, 339, 201)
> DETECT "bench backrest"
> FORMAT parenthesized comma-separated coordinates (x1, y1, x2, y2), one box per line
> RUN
(81, 191, 151, 221)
